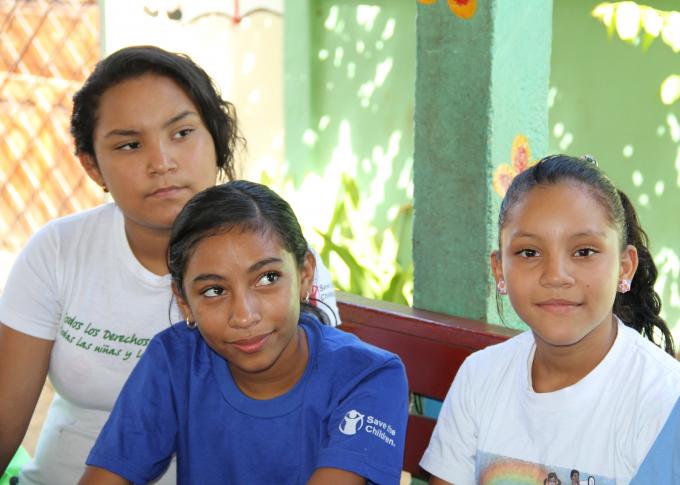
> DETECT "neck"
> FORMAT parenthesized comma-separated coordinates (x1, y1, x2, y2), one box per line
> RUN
(232, 327, 309, 400)
(124, 219, 172, 276)
(531, 315, 618, 393)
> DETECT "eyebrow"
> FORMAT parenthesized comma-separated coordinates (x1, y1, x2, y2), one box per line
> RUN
(509, 229, 609, 239)
(102, 110, 198, 138)
(190, 257, 284, 283)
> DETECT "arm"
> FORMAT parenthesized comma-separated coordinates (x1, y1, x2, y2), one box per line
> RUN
(307, 467, 365, 485)
(0, 323, 53, 473)
(79, 466, 131, 485)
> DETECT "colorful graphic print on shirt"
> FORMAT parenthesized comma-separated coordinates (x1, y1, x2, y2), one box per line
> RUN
(476, 451, 614, 485)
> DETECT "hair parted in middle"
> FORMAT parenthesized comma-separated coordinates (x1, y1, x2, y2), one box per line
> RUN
(168, 180, 328, 322)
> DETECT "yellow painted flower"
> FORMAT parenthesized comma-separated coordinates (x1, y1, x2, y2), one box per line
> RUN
(493, 134, 536, 197)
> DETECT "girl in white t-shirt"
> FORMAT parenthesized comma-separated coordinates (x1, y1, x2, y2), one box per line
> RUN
(0, 46, 339, 484)
(420, 155, 680, 484)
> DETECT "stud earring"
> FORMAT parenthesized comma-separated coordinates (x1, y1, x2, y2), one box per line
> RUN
(618, 279, 631, 294)
(496, 280, 508, 295)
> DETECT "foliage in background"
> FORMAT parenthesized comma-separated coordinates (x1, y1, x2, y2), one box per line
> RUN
(592, 2, 680, 104)
(316, 175, 413, 305)
(260, 171, 414, 306)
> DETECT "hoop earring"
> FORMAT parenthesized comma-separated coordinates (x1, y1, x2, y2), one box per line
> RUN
(186, 319, 197, 329)
(302, 290, 310, 304)
(496, 280, 508, 295)
(618, 279, 631, 294)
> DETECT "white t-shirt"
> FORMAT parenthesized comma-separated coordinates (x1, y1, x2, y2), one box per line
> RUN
(420, 320, 680, 485)
(0, 202, 340, 485)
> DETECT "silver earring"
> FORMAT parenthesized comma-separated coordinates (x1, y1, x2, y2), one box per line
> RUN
(496, 280, 508, 295)
(618, 279, 631, 294)
(186, 318, 197, 329)
(302, 290, 310, 304)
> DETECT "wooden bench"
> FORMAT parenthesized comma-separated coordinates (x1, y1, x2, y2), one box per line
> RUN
(337, 292, 520, 480)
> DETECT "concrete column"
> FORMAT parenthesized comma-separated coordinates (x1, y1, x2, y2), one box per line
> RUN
(413, 0, 553, 324)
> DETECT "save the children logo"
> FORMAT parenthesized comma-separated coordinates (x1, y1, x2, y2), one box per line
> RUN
(339, 410, 364, 435)
(339, 409, 397, 447)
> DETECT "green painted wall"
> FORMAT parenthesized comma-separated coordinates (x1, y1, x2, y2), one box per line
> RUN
(284, 1, 415, 232)
(550, 0, 680, 338)
(413, 0, 552, 325)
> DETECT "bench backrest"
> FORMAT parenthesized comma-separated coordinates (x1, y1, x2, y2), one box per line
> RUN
(337, 292, 519, 478)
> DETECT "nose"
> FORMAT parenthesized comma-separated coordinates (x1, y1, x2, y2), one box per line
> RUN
(228, 291, 261, 329)
(147, 140, 178, 175)
(539, 253, 575, 288)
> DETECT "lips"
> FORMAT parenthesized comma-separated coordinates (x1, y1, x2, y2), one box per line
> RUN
(535, 299, 582, 315)
(229, 333, 272, 353)
(148, 185, 184, 198)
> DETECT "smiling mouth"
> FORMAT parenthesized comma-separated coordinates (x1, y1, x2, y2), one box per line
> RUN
(229, 333, 272, 353)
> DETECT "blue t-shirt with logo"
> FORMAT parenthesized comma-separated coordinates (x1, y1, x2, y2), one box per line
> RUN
(86, 313, 408, 484)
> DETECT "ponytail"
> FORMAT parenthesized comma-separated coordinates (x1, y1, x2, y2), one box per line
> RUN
(614, 190, 675, 356)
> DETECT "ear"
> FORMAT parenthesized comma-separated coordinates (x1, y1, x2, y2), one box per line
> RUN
(620, 244, 638, 282)
(490, 250, 504, 284)
(299, 250, 316, 300)
(172, 280, 194, 322)
(78, 153, 105, 189)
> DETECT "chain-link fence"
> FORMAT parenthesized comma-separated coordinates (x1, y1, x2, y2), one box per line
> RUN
(0, 0, 102, 256)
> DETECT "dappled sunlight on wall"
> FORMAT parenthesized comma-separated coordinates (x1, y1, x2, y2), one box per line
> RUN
(550, 0, 680, 336)
(281, 2, 415, 304)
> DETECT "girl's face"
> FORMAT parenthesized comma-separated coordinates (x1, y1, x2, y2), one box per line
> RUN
(491, 182, 637, 348)
(80, 74, 218, 233)
(175, 228, 315, 389)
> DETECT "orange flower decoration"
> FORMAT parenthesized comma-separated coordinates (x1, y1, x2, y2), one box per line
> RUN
(417, 0, 477, 19)
(448, 0, 476, 19)
(493, 134, 536, 198)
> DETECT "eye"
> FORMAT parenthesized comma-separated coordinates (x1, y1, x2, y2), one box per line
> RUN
(574, 248, 598, 257)
(115, 141, 141, 151)
(516, 248, 539, 258)
(173, 128, 194, 140)
(201, 286, 224, 298)
(256, 272, 280, 287)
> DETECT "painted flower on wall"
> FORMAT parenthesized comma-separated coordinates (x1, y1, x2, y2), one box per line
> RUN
(492, 134, 535, 198)
(417, 0, 477, 20)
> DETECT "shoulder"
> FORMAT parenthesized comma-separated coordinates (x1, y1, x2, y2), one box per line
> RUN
(307, 315, 403, 373)
(23, 203, 118, 249)
(147, 323, 204, 356)
(619, 324, 680, 392)
(461, 330, 533, 374)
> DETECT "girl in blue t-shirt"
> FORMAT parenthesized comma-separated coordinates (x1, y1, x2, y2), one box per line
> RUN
(78, 180, 408, 485)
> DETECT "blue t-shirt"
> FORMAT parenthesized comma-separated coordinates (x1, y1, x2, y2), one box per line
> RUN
(629, 395, 680, 484)
(86, 314, 408, 484)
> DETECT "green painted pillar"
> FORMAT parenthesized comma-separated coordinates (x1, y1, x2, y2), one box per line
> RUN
(413, 0, 553, 324)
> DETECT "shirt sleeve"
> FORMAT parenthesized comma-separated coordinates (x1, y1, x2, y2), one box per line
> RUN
(629, 395, 680, 484)
(86, 337, 177, 484)
(316, 356, 408, 485)
(0, 225, 62, 339)
(308, 247, 341, 327)
(419, 357, 477, 485)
